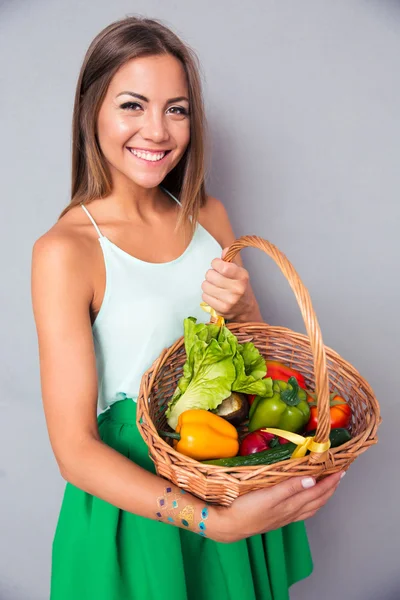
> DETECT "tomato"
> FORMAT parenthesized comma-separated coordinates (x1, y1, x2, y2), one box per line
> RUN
(306, 396, 352, 431)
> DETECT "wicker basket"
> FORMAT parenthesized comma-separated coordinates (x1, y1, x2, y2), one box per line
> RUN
(136, 236, 381, 506)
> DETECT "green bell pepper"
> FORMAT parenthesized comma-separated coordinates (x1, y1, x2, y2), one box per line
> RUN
(248, 376, 310, 433)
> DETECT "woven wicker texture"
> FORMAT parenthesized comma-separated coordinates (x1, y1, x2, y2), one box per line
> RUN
(137, 236, 381, 506)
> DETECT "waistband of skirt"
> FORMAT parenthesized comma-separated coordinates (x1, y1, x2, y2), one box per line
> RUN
(107, 398, 137, 424)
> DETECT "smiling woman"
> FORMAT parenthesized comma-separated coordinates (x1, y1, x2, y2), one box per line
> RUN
(30, 14, 342, 600)
(95, 55, 191, 189)
(59, 18, 207, 233)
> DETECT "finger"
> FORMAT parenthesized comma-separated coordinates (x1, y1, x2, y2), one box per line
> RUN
(201, 280, 242, 305)
(294, 509, 318, 522)
(221, 246, 244, 267)
(201, 293, 233, 317)
(294, 484, 340, 522)
(295, 480, 341, 517)
(264, 476, 316, 505)
(204, 268, 245, 294)
(267, 472, 343, 508)
(284, 473, 343, 515)
(211, 258, 248, 281)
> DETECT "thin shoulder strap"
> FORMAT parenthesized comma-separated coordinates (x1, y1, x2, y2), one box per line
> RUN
(80, 203, 104, 238)
(160, 185, 182, 206)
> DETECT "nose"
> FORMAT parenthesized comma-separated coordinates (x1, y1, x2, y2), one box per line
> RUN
(141, 108, 170, 144)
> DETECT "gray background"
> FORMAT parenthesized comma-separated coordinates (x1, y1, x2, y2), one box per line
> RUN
(1, 0, 398, 598)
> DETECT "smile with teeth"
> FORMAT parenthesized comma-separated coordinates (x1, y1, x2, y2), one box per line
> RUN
(128, 148, 169, 162)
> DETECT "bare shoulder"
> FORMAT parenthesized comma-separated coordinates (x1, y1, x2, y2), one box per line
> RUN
(33, 204, 93, 255)
(32, 226, 81, 267)
(32, 206, 95, 294)
(31, 213, 97, 338)
(198, 195, 236, 248)
(31, 226, 94, 331)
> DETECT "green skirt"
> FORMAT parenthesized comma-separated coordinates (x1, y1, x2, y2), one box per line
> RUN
(51, 399, 313, 600)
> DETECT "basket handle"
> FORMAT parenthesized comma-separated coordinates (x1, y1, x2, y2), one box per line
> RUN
(221, 235, 331, 462)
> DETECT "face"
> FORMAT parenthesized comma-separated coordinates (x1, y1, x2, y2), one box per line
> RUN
(96, 54, 191, 191)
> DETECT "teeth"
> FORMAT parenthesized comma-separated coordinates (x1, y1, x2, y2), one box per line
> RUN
(130, 149, 166, 162)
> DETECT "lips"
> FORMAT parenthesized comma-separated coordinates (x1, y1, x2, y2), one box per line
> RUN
(127, 147, 172, 153)
(126, 147, 171, 164)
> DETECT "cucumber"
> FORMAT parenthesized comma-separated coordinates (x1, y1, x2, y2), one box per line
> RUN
(306, 427, 351, 448)
(204, 443, 296, 467)
(203, 428, 351, 468)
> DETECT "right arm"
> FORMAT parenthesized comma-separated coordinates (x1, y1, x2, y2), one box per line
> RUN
(31, 233, 343, 544)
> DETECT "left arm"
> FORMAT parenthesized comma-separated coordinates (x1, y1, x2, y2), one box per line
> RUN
(198, 196, 263, 323)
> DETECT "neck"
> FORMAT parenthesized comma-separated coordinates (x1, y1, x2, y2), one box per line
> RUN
(105, 171, 169, 221)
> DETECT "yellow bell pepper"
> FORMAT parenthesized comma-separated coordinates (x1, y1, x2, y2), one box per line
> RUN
(160, 409, 239, 461)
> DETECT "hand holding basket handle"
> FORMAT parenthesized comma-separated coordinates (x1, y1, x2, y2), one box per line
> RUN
(218, 235, 332, 464)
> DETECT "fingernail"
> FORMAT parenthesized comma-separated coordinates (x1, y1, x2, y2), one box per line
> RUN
(302, 477, 316, 489)
(340, 471, 346, 479)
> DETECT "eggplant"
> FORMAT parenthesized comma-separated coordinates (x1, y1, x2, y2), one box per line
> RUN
(215, 392, 249, 426)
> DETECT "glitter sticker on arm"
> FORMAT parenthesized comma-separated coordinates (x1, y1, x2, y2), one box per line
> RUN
(155, 486, 209, 536)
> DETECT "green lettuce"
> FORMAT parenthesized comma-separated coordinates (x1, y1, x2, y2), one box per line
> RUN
(165, 318, 273, 429)
(233, 342, 270, 395)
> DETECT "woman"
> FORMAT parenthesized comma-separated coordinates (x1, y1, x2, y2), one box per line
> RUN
(31, 16, 343, 600)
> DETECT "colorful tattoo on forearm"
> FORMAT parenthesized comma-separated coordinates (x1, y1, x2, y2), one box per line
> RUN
(155, 486, 209, 536)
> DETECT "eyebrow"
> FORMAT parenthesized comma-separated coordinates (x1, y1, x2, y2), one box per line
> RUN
(116, 91, 189, 103)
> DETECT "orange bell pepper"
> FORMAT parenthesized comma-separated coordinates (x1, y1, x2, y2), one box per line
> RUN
(305, 395, 352, 431)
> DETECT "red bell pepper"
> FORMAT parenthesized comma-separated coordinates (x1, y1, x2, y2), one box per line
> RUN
(248, 360, 307, 406)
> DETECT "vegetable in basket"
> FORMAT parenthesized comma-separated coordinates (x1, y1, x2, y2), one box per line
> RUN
(248, 377, 310, 433)
(248, 360, 307, 405)
(165, 317, 273, 430)
(160, 409, 239, 461)
(214, 392, 249, 425)
(239, 429, 290, 456)
(306, 394, 352, 431)
(204, 428, 352, 467)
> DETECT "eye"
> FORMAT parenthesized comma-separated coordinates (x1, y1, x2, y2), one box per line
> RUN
(120, 101, 142, 111)
(167, 106, 190, 116)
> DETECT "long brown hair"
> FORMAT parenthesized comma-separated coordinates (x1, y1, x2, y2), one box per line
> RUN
(58, 16, 208, 229)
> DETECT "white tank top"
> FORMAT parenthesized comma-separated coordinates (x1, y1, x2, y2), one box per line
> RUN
(80, 186, 222, 410)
